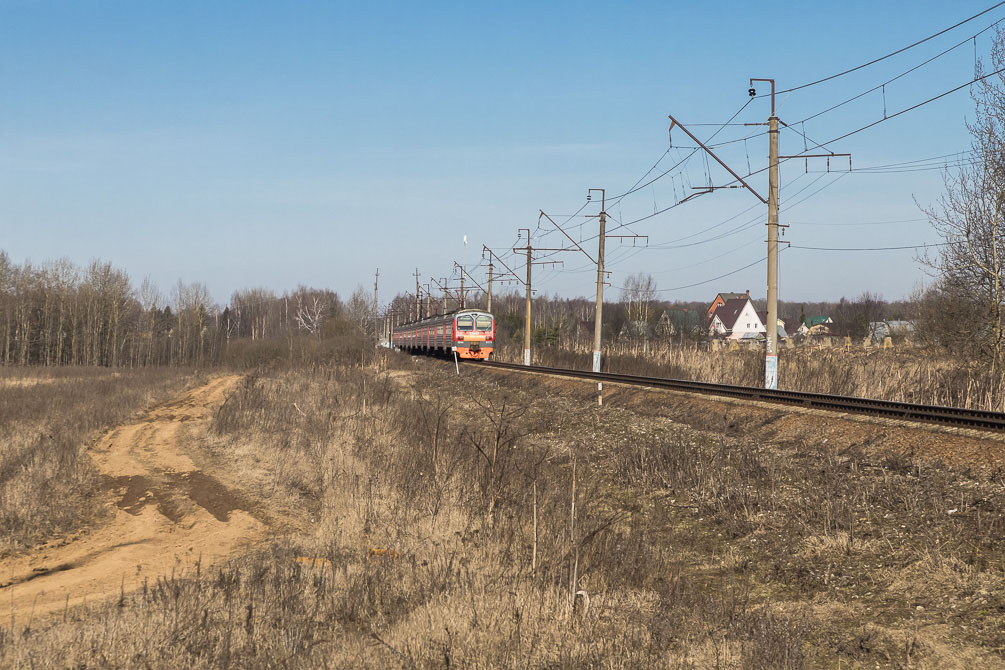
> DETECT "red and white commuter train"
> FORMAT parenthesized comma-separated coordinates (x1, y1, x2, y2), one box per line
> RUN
(391, 309, 495, 360)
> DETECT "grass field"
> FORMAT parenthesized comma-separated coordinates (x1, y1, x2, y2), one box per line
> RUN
(3, 355, 1003, 668)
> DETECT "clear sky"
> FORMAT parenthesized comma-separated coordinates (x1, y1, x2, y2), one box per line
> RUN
(1, 1, 999, 306)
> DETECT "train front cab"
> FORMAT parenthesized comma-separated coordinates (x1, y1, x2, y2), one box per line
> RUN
(454, 311, 494, 360)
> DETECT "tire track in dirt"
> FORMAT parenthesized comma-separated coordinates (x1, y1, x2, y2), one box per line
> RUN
(0, 375, 260, 622)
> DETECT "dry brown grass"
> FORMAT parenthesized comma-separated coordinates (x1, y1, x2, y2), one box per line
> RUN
(0, 367, 194, 555)
(501, 342, 1005, 411)
(3, 355, 1004, 668)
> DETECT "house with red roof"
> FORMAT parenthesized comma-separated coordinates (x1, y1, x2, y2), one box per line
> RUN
(707, 290, 750, 323)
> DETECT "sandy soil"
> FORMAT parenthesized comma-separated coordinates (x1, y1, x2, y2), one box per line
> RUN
(0, 375, 261, 623)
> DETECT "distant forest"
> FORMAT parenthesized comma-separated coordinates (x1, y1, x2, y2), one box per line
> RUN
(0, 252, 373, 367)
(1, 252, 917, 367)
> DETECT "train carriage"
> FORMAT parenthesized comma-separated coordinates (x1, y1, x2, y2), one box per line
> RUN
(391, 308, 495, 360)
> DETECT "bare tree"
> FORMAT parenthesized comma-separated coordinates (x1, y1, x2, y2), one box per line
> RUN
(832, 291, 885, 340)
(922, 28, 1005, 373)
(621, 273, 657, 339)
(294, 286, 331, 336)
(347, 284, 373, 336)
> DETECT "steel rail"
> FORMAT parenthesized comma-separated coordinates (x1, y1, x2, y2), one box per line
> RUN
(468, 360, 1005, 431)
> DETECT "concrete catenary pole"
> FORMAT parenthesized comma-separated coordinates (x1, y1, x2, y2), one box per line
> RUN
(459, 272, 465, 310)
(487, 262, 493, 313)
(590, 189, 606, 374)
(373, 268, 379, 342)
(524, 238, 532, 366)
(766, 105, 780, 389)
(414, 269, 421, 321)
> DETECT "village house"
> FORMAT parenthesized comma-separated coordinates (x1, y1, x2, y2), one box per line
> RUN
(708, 296, 765, 340)
(795, 315, 833, 337)
(707, 290, 750, 323)
(656, 308, 704, 338)
(868, 320, 915, 343)
(756, 311, 789, 342)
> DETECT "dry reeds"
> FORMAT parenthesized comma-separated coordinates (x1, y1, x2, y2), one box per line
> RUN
(500, 342, 1005, 411)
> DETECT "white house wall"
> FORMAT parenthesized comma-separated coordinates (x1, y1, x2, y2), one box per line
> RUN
(728, 302, 766, 340)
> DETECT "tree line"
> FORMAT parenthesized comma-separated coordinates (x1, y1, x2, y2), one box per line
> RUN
(0, 252, 377, 367)
(1, 244, 926, 370)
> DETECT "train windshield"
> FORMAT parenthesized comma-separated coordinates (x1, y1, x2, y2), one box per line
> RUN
(457, 315, 474, 331)
(475, 315, 492, 331)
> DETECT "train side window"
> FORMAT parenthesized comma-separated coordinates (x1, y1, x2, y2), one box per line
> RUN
(475, 315, 492, 330)
(457, 315, 474, 331)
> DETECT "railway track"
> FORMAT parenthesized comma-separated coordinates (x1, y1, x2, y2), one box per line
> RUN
(469, 359, 1005, 431)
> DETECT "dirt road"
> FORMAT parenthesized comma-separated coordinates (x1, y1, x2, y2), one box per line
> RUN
(0, 375, 261, 622)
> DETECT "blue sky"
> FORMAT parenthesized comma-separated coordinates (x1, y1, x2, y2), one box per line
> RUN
(0, 1, 997, 306)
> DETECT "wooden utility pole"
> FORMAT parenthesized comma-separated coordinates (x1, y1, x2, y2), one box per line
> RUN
(414, 269, 421, 321)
